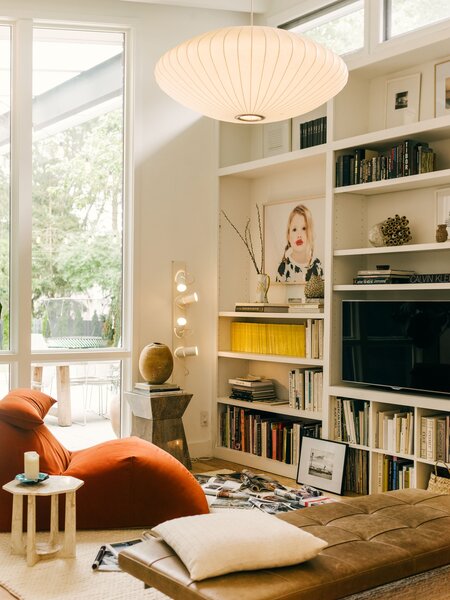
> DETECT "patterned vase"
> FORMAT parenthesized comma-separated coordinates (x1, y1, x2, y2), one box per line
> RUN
(305, 275, 324, 299)
(436, 224, 448, 243)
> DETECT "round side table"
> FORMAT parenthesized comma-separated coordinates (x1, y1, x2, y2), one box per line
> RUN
(2, 475, 84, 566)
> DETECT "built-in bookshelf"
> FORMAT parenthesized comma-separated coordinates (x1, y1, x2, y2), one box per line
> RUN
(216, 22, 450, 486)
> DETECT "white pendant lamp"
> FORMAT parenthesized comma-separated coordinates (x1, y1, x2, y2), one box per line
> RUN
(155, 22, 348, 124)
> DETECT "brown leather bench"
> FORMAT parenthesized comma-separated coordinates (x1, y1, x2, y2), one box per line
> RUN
(119, 489, 450, 600)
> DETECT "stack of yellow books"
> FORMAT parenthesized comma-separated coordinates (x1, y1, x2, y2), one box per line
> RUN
(230, 322, 306, 357)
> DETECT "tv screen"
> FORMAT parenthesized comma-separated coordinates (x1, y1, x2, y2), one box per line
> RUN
(342, 300, 450, 395)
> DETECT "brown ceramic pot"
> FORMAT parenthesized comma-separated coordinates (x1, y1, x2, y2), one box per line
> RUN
(138, 342, 174, 384)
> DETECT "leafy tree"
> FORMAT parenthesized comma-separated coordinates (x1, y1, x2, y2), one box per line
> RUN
(31, 108, 123, 346)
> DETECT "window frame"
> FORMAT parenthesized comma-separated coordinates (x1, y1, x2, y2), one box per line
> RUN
(383, 0, 450, 42)
(276, 0, 367, 60)
(2, 18, 133, 405)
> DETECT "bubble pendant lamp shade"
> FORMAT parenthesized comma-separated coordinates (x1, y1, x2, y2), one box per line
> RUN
(154, 26, 348, 124)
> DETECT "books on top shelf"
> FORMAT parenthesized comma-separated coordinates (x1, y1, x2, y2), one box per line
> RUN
(235, 303, 289, 313)
(353, 275, 411, 284)
(335, 139, 436, 187)
(357, 269, 416, 276)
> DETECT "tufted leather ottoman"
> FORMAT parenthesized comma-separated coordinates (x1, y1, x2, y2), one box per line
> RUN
(119, 489, 450, 600)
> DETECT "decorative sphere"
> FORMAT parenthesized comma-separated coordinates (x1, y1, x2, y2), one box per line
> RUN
(138, 342, 173, 384)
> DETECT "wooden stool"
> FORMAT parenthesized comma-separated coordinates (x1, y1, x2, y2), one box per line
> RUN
(2, 475, 84, 566)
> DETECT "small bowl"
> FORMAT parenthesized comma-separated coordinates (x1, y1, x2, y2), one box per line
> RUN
(15, 472, 49, 485)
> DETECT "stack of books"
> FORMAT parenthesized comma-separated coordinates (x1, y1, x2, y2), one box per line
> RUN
(228, 377, 281, 404)
(234, 302, 289, 313)
(288, 297, 324, 313)
(133, 382, 183, 395)
(353, 268, 415, 285)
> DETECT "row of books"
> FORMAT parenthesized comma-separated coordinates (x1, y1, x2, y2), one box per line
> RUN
(230, 322, 306, 357)
(343, 448, 369, 495)
(374, 455, 415, 492)
(419, 414, 450, 462)
(218, 405, 321, 465)
(299, 116, 327, 149)
(376, 409, 414, 456)
(335, 140, 435, 187)
(288, 368, 323, 412)
(332, 397, 369, 447)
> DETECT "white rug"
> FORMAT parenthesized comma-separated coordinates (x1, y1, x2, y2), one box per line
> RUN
(0, 530, 171, 600)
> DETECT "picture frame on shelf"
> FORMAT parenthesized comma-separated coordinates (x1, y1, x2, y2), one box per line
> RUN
(263, 197, 325, 285)
(434, 59, 450, 117)
(435, 187, 450, 237)
(385, 73, 421, 128)
(297, 437, 347, 495)
(263, 119, 291, 158)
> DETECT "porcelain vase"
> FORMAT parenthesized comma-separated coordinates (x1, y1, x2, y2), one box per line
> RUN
(255, 273, 270, 303)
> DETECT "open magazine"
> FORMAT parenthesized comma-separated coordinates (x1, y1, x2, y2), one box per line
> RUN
(92, 538, 143, 571)
(194, 470, 336, 513)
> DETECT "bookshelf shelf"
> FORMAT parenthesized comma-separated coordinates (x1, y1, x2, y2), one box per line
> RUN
(218, 351, 323, 366)
(219, 311, 324, 320)
(334, 242, 448, 256)
(217, 397, 322, 420)
(334, 168, 450, 195)
(217, 21, 450, 486)
(333, 283, 450, 292)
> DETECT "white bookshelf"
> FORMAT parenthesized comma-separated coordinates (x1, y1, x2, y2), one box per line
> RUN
(216, 22, 450, 486)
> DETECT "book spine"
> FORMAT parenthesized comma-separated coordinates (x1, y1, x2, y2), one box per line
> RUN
(408, 273, 450, 283)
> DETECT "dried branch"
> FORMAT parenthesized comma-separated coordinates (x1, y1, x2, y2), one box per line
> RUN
(221, 207, 263, 274)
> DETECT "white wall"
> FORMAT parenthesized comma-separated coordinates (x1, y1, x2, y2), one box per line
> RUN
(1, 0, 246, 457)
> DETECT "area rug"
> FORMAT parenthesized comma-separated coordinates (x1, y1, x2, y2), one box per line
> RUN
(0, 530, 171, 600)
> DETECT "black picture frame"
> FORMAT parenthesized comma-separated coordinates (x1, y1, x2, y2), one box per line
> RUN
(296, 436, 347, 495)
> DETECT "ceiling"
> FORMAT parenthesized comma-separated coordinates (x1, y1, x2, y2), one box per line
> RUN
(119, 0, 273, 13)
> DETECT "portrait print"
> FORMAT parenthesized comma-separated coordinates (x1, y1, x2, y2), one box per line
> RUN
(264, 198, 325, 285)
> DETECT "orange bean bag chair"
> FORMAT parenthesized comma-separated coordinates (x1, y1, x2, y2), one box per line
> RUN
(0, 389, 209, 532)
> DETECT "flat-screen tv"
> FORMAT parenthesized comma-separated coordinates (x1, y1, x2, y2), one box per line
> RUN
(342, 300, 450, 396)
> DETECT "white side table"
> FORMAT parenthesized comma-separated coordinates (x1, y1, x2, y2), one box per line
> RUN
(2, 475, 84, 566)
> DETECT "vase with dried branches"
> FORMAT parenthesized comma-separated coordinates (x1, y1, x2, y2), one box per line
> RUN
(221, 205, 270, 303)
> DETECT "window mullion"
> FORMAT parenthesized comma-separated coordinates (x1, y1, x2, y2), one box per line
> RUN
(10, 19, 33, 387)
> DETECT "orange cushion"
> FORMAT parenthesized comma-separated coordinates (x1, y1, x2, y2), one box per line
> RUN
(0, 389, 55, 429)
(66, 437, 209, 529)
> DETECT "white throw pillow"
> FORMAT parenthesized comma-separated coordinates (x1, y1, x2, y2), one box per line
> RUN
(152, 510, 327, 581)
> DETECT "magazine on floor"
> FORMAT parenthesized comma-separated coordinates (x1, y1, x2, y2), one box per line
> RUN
(194, 470, 336, 513)
(92, 537, 143, 571)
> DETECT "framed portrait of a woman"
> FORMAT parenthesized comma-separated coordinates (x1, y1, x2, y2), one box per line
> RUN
(263, 197, 325, 285)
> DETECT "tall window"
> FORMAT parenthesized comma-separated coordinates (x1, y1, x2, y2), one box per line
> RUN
(0, 22, 129, 437)
(32, 29, 124, 352)
(385, 0, 450, 39)
(0, 25, 10, 395)
(281, 0, 364, 56)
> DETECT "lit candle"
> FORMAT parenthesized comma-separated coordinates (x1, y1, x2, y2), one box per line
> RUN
(24, 451, 40, 480)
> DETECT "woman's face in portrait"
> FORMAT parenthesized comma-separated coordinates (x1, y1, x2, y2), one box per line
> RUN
(288, 213, 308, 251)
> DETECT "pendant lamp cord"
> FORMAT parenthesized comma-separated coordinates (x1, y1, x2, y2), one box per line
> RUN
(250, 0, 254, 26)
